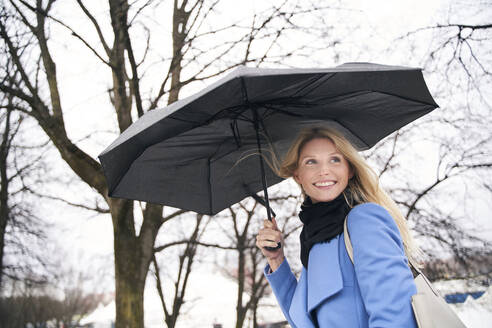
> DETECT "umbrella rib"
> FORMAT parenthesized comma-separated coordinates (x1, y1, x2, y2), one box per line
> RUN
(331, 118, 370, 149)
(312, 89, 438, 108)
(373, 91, 438, 107)
(167, 116, 202, 125)
(168, 104, 253, 131)
(262, 104, 304, 118)
(203, 104, 253, 125)
(291, 73, 337, 97)
(262, 89, 437, 109)
(290, 71, 437, 107)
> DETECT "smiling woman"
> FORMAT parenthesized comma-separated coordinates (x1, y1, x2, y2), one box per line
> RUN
(256, 127, 420, 328)
(293, 138, 353, 203)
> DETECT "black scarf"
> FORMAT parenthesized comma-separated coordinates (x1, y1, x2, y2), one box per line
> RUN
(299, 192, 351, 268)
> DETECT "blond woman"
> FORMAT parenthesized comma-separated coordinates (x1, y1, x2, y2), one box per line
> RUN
(256, 127, 418, 328)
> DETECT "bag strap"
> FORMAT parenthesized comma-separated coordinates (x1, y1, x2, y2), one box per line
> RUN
(343, 218, 421, 277)
(343, 218, 354, 263)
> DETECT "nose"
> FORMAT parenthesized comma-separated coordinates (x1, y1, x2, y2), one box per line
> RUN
(318, 162, 332, 176)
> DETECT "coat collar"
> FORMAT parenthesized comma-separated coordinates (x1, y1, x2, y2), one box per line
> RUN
(288, 235, 344, 327)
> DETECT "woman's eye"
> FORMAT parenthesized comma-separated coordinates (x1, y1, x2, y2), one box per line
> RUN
(330, 157, 341, 163)
(306, 159, 316, 164)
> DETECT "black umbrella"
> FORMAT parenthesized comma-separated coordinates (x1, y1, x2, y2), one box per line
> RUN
(99, 63, 438, 221)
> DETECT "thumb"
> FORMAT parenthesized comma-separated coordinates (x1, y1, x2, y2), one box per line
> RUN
(271, 216, 279, 230)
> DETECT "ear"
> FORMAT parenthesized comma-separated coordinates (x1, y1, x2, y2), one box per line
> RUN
(293, 170, 300, 184)
(349, 165, 355, 179)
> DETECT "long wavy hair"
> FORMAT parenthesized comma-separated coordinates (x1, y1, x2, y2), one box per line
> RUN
(273, 127, 419, 262)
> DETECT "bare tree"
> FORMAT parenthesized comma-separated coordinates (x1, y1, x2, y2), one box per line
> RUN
(208, 193, 300, 328)
(0, 266, 104, 328)
(365, 1, 492, 270)
(423, 249, 492, 281)
(152, 213, 209, 328)
(0, 94, 49, 291)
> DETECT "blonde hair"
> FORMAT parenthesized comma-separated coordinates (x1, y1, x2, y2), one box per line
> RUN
(274, 127, 419, 262)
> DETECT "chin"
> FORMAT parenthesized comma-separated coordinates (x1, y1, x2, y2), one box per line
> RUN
(311, 194, 340, 203)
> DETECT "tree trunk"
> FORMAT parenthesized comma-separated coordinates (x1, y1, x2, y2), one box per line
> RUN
(252, 299, 259, 328)
(110, 198, 163, 328)
(114, 271, 145, 328)
(111, 198, 144, 327)
(236, 243, 247, 328)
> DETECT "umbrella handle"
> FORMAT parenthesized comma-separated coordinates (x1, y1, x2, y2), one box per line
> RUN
(246, 189, 282, 251)
(264, 242, 282, 251)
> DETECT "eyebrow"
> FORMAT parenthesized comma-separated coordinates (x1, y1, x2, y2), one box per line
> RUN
(299, 151, 341, 161)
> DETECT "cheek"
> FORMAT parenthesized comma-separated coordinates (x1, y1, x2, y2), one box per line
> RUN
(296, 172, 307, 184)
(337, 166, 352, 181)
(295, 170, 312, 186)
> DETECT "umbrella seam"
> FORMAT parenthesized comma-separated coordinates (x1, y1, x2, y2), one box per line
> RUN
(292, 73, 337, 97)
(331, 118, 370, 149)
(367, 91, 439, 107)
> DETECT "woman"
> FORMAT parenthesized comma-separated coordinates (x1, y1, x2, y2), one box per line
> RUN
(256, 127, 419, 328)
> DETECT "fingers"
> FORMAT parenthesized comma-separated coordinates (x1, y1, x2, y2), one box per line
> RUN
(256, 238, 280, 249)
(271, 217, 279, 230)
(256, 223, 282, 250)
(257, 229, 281, 244)
(263, 217, 279, 231)
(256, 234, 281, 249)
(256, 217, 284, 256)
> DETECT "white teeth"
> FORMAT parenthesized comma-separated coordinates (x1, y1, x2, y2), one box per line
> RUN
(314, 181, 335, 187)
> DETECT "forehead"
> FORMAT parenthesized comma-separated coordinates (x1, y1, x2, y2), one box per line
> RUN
(300, 137, 337, 155)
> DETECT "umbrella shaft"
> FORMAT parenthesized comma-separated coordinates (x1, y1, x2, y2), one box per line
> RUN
(253, 108, 273, 222)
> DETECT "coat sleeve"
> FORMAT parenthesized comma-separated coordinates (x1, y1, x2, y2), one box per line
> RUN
(264, 258, 298, 328)
(347, 203, 418, 328)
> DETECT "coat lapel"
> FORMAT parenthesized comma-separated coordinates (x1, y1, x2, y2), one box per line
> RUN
(289, 268, 317, 328)
(288, 235, 344, 327)
(307, 235, 344, 313)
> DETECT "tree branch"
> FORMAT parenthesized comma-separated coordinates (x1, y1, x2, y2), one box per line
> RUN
(75, 0, 111, 57)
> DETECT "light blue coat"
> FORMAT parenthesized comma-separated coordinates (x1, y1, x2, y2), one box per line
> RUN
(265, 203, 418, 328)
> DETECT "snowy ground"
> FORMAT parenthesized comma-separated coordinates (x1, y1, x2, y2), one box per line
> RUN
(80, 276, 491, 328)
(448, 285, 492, 328)
(80, 268, 286, 328)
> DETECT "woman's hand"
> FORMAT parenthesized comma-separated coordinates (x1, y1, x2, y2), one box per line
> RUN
(256, 217, 285, 272)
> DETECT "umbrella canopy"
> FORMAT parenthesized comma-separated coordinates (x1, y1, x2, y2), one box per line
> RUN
(99, 63, 438, 215)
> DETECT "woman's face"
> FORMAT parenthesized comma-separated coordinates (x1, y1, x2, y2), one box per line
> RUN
(294, 138, 353, 203)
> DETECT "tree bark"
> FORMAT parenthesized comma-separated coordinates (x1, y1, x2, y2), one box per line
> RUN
(168, 0, 191, 104)
(109, 0, 133, 132)
(109, 198, 164, 328)
(110, 198, 143, 327)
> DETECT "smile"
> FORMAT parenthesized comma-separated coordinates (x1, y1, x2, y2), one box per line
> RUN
(314, 181, 336, 187)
